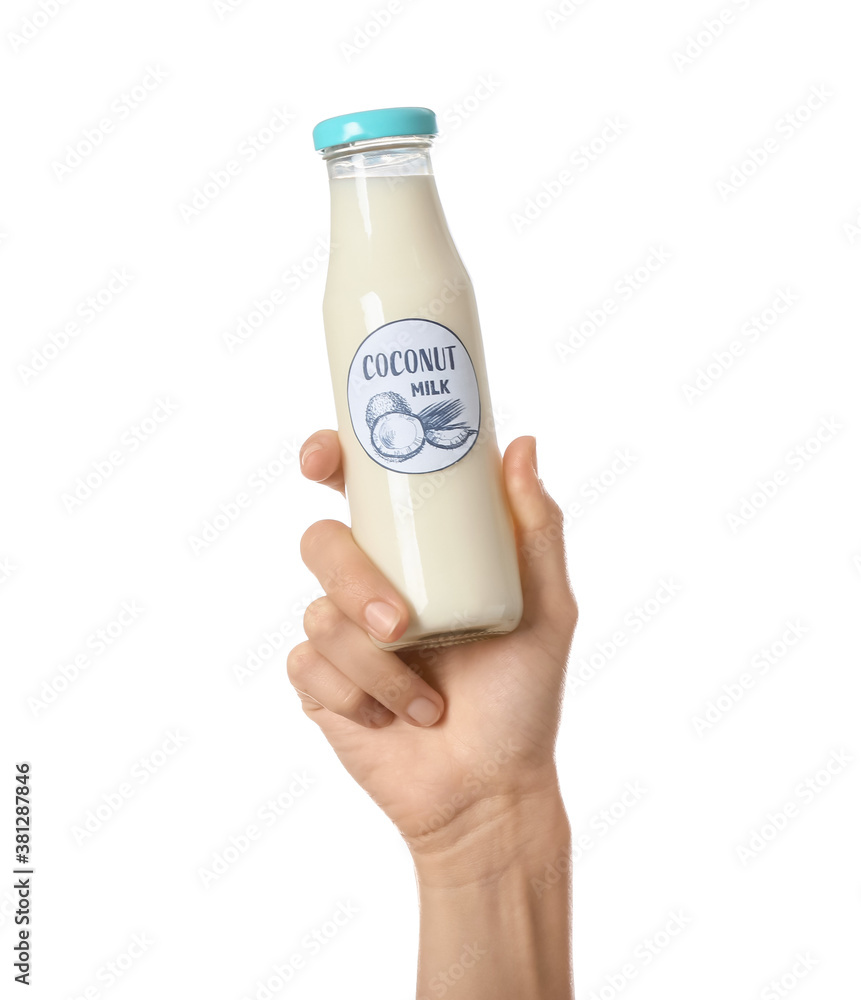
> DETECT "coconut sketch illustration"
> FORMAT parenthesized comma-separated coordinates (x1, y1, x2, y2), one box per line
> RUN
(364, 392, 477, 463)
(418, 399, 478, 450)
(365, 391, 412, 427)
(366, 392, 425, 462)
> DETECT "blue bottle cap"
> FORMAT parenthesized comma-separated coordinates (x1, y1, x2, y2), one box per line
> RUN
(312, 107, 437, 152)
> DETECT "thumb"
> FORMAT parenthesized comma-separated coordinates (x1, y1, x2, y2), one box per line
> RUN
(502, 436, 577, 640)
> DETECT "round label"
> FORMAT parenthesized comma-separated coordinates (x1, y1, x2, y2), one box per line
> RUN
(347, 319, 481, 474)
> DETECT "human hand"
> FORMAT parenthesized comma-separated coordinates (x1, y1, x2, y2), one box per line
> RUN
(287, 431, 577, 873)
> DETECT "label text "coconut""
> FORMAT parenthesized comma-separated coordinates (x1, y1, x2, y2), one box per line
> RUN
(362, 345, 458, 380)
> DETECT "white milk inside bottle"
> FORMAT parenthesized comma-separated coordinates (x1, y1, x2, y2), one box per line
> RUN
(313, 107, 522, 650)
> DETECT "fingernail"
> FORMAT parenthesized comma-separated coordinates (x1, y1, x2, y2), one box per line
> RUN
(300, 443, 323, 467)
(365, 601, 400, 640)
(406, 697, 442, 727)
(530, 436, 538, 475)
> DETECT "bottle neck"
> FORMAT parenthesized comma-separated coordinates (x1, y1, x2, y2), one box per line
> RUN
(322, 135, 435, 179)
(323, 137, 449, 257)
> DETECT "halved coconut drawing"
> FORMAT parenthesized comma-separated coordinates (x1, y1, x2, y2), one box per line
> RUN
(370, 411, 425, 462)
(425, 426, 477, 449)
(366, 392, 425, 462)
(418, 399, 478, 450)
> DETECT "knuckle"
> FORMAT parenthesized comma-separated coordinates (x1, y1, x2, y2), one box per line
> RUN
(368, 669, 411, 704)
(541, 588, 578, 642)
(547, 494, 565, 525)
(321, 563, 361, 598)
(299, 519, 340, 562)
(357, 701, 389, 727)
(286, 643, 315, 686)
(340, 687, 369, 719)
(521, 519, 565, 563)
(303, 597, 340, 638)
(325, 560, 372, 602)
(536, 481, 566, 529)
(300, 699, 324, 721)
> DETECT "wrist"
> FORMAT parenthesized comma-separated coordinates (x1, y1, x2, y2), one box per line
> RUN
(410, 777, 570, 891)
(413, 783, 574, 1000)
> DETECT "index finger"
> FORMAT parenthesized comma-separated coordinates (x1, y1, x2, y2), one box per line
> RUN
(300, 430, 344, 495)
(300, 519, 409, 645)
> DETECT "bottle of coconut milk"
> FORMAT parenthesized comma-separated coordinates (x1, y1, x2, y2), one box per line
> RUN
(313, 107, 523, 650)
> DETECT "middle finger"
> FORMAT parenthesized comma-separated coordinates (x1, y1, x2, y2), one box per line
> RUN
(304, 597, 444, 727)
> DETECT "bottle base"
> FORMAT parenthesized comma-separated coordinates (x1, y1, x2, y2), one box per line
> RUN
(376, 621, 518, 653)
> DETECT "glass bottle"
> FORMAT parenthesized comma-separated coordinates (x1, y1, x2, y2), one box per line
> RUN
(314, 107, 522, 650)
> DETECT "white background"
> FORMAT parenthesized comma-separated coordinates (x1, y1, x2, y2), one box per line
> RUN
(2, 0, 860, 997)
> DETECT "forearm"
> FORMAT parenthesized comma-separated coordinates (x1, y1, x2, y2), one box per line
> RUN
(412, 788, 573, 1000)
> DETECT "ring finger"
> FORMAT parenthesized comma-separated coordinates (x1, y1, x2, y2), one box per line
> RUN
(287, 641, 394, 729)
(304, 597, 444, 727)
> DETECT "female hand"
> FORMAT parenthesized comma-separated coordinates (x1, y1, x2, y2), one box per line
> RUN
(287, 432, 577, 866)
